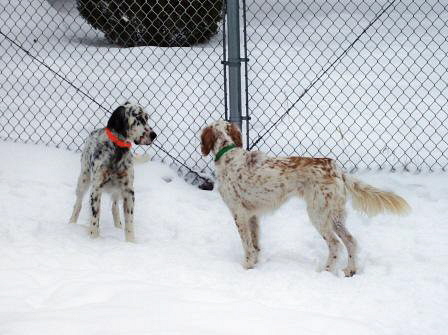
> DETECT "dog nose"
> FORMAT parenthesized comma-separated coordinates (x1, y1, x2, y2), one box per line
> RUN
(150, 131, 157, 140)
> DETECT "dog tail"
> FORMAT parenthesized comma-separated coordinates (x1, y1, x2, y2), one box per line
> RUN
(343, 174, 410, 217)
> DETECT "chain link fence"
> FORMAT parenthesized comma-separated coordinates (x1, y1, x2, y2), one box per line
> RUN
(0, 0, 225, 180)
(244, 0, 448, 172)
(1, 0, 447, 177)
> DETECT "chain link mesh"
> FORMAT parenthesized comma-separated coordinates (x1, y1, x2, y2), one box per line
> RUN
(0, 0, 225, 180)
(1, 0, 447, 176)
(244, 0, 448, 172)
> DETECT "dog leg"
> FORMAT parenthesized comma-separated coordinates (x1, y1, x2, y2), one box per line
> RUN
(234, 212, 258, 269)
(333, 220, 358, 277)
(320, 230, 341, 273)
(112, 194, 122, 229)
(306, 188, 342, 273)
(249, 215, 260, 252)
(122, 188, 135, 242)
(88, 185, 102, 238)
(69, 171, 90, 224)
(308, 210, 341, 273)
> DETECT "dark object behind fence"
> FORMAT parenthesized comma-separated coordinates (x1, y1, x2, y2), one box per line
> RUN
(77, 0, 224, 47)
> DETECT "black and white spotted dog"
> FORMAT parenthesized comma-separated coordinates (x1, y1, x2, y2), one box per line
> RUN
(69, 102, 157, 241)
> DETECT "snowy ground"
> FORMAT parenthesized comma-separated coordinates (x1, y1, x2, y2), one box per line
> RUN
(0, 142, 447, 335)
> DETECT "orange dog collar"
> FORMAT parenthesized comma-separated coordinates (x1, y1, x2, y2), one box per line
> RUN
(105, 128, 132, 148)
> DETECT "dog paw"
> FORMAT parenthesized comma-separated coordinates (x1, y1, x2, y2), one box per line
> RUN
(114, 221, 123, 229)
(88, 228, 99, 238)
(125, 230, 135, 243)
(320, 264, 339, 276)
(243, 262, 255, 270)
(243, 256, 258, 269)
(343, 267, 357, 277)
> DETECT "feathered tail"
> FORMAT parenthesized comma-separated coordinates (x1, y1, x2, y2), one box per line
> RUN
(343, 174, 410, 217)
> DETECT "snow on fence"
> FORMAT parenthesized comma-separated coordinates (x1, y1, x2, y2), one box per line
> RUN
(1, 0, 447, 177)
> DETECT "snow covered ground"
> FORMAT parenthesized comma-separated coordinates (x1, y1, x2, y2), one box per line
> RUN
(0, 142, 447, 334)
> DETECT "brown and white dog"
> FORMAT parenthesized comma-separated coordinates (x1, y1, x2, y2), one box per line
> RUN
(200, 120, 410, 276)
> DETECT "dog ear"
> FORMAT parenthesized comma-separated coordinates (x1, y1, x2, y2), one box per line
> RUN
(107, 106, 129, 138)
(228, 123, 243, 147)
(201, 126, 216, 156)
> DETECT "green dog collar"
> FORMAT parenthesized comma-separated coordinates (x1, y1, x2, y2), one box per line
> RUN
(214, 144, 237, 162)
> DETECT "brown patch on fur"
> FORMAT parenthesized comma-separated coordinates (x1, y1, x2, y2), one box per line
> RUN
(227, 123, 243, 147)
(242, 200, 255, 210)
(99, 170, 111, 187)
(324, 193, 330, 206)
(116, 171, 128, 178)
(246, 151, 263, 168)
(201, 126, 216, 156)
(271, 157, 338, 181)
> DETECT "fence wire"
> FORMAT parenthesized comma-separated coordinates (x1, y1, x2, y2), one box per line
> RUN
(1, 0, 447, 176)
(244, 0, 448, 172)
(0, 0, 225, 181)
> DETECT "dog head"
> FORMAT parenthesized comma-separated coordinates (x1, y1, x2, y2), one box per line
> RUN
(107, 102, 157, 145)
(200, 120, 242, 156)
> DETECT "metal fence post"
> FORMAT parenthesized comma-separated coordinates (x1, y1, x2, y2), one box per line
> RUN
(226, 0, 242, 129)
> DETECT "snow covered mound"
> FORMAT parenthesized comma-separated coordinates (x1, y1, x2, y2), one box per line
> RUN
(0, 142, 447, 334)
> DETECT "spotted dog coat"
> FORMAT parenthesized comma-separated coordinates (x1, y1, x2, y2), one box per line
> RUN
(201, 120, 410, 276)
(69, 102, 157, 241)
